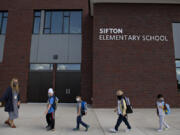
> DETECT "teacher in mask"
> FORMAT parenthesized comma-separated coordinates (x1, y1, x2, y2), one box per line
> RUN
(0, 78, 21, 128)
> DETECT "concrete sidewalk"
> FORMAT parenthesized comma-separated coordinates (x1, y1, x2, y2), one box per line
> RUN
(0, 104, 180, 135)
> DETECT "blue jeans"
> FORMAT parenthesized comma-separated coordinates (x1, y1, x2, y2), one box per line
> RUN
(115, 114, 131, 131)
(76, 115, 88, 129)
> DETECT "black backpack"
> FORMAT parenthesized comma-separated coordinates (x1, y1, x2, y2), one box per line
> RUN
(51, 96, 59, 111)
(122, 97, 133, 114)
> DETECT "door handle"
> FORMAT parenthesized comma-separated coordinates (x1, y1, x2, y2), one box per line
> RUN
(66, 88, 70, 94)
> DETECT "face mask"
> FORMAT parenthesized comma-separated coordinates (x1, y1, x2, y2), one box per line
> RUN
(117, 96, 122, 100)
(76, 98, 80, 102)
(13, 82, 17, 87)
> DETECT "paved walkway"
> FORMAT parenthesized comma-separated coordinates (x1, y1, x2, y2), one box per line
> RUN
(0, 104, 180, 135)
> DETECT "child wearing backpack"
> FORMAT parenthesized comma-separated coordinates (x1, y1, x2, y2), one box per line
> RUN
(45, 88, 55, 131)
(73, 96, 90, 132)
(156, 94, 170, 132)
(110, 90, 132, 133)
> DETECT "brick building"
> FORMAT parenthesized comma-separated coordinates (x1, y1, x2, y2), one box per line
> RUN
(0, 0, 180, 108)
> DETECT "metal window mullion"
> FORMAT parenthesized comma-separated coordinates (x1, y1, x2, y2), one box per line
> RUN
(68, 12, 71, 34)
(50, 12, 52, 34)
(62, 12, 65, 34)
(40, 10, 44, 34)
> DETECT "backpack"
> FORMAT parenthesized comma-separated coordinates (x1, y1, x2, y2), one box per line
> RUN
(81, 101, 87, 115)
(164, 103, 171, 115)
(51, 96, 59, 111)
(124, 97, 133, 114)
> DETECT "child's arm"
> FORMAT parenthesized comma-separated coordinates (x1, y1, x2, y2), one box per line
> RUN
(114, 107, 118, 112)
(77, 103, 81, 116)
(45, 104, 51, 114)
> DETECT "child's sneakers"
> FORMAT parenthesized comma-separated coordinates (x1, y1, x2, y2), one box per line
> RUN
(73, 128, 80, 131)
(109, 128, 117, 133)
(85, 125, 90, 132)
(164, 126, 170, 130)
(46, 126, 55, 131)
(125, 128, 131, 132)
(157, 129, 163, 132)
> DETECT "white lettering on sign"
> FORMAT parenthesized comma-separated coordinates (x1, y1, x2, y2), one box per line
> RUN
(99, 28, 123, 34)
(98, 28, 168, 42)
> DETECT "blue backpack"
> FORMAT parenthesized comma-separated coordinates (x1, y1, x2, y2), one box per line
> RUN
(164, 103, 171, 115)
(81, 101, 87, 115)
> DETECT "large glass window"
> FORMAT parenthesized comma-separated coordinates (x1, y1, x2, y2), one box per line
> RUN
(0, 11, 8, 34)
(44, 11, 82, 34)
(176, 60, 180, 91)
(70, 11, 82, 33)
(33, 11, 41, 34)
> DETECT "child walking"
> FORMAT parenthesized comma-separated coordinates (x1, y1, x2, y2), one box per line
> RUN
(156, 94, 170, 132)
(45, 88, 55, 131)
(73, 96, 90, 132)
(110, 90, 131, 133)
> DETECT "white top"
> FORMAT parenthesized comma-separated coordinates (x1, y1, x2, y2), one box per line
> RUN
(117, 100, 122, 115)
(157, 101, 165, 116)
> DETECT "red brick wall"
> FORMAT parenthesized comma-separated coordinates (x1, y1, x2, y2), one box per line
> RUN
(0, 0, 92, 103)
(92, 4, 180, 108)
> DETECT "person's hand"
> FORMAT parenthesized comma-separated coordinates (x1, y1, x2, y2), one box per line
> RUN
(122, 112, 126, 116)
(77, 113, 81, 116)
(17, 101, 20, 106)
(114, 108, 117, 112)
(45, 110, 48, 115)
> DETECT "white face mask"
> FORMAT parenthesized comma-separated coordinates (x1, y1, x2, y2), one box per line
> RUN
(76, 98, 80, 102)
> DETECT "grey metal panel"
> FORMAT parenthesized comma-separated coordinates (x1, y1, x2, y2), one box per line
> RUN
(30, 35, 39, 62)
(172, 23, 180, 59)
(0, 35, 5, 62)
(68, 35, 82, 63)
(30, 34, 82, 63)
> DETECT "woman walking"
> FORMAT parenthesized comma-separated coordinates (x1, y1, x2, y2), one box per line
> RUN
(0, 78, 21, 128)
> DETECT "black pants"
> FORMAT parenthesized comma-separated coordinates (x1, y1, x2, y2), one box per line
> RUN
(76, 115, 88, 129)
(115, 114, 131, 131)
(46, 112, 55, 129)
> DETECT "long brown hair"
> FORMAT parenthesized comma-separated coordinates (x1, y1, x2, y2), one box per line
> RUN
(10, 78, 19, 93)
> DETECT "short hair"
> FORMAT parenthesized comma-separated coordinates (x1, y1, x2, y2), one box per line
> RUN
(157, 94, 163, 99)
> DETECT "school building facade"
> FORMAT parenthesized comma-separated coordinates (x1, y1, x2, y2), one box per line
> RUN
(0, 0, 180, 108)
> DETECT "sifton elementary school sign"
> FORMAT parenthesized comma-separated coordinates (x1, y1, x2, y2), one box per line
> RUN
(98, 28, 168, 42)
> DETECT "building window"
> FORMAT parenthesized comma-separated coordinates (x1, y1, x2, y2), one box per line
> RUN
(57, 64, 81, 71)
(30, 64, 53, 71)
(44, 11, 82, 34)
(33, 11, 41, 34)
(176, 60, 180, 91)
(0, 12, 8, 34)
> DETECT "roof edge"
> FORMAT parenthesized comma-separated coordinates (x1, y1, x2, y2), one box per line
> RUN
(90, 0, 180, 16)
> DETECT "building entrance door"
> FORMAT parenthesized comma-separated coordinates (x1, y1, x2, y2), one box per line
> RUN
(27, 64, 81, 103)
(55, 64, 81, 103)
